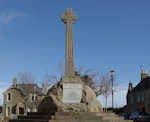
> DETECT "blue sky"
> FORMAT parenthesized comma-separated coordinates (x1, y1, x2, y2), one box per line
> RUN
(0, 0, 150, 106)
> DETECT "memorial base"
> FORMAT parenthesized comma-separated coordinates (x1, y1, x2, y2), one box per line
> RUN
(60, 75, 86, 112)
(61, 75, 83, 104)
(38, 74, 102, 113)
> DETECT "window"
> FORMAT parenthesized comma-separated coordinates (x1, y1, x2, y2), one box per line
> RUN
(8, 107, 10, 115)
(137, 92, 140, 103)
(130, 94, 133, 104)
(7, 93, 11, 101)
(19, 107, 24, 115)
(32, 96, 34, 101)
(31, 94, 36, 101)
(141, 91, 144, 102)
(12, 105, 16, 114)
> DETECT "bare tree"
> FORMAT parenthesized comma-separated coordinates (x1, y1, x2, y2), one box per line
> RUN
(76, 66, 104, 97)
(42, 72, 59, 87)
(42, 61, 65, 88)
(18, 72, 36, 83)
(100, 73, 112, 112)
(42, 63, 114, 101)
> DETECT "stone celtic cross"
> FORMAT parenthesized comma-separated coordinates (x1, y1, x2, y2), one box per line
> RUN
(61, 8, 77, 76)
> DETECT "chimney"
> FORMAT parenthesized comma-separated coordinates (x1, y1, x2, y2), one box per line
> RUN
(42, 83, 47, 94)
(141, 69, 148, 80)
(128, 81, 133, 91)
(13, 77, 18, 87)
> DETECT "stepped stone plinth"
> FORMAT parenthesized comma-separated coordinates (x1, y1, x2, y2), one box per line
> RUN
(9, 112, 133, 122)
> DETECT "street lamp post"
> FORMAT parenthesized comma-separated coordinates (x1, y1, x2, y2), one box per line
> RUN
(110, 70, 115, 109)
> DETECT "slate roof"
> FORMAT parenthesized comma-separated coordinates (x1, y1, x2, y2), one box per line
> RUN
(131, 76, 150, 92)
(10, 83, 43, 96)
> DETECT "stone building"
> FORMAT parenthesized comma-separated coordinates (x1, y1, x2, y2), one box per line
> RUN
(0, 106, 2, 122)
(126, 69, 150, 115)
(0, 113, 2, 122)
(2, 78, 46, 122)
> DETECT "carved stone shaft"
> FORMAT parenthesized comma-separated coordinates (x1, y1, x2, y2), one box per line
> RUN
(61, 8, 77, 76)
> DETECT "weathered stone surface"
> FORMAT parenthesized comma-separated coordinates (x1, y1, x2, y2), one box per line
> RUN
(61, 8, 77, 76)
(84, 85, 102, 112)
(63, 83, 82, 103)
(38, 78, 103, 113)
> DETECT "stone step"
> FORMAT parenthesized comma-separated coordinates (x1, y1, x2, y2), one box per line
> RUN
(95, 113, 133, 122)
(102, 116, 133, 122)
(96, 113, 118, 117)
(9, 112, 133, 122)
(53, 112, 104, 120)
(55, 112, 98, 117)
(53, 115, 103, 120)
(9, 119, 49, 122)
(102, 115, 133, 122)
(53, 112, 132, 122)
(49, 120, 108, 122)
(18, 115, 51, 120)
(103, 120, 133, 122)
(103, 116, 124, 120)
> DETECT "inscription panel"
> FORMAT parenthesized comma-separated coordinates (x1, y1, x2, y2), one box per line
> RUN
(63, 83, 82, 103)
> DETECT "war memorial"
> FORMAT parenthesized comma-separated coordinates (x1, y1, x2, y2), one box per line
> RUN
(10, 8, 132, 122)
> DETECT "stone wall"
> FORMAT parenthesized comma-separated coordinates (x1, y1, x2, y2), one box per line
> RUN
(126, 89, 150, 115)
(3, 87, 45, 121)
(0, 113, 2, 122)
(3, 88, 25, 120)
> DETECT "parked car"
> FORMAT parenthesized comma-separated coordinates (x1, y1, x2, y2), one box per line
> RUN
(129, 111, 149, 122)
(134, 117, 150, 122)
(134, 113, 150, 122)
(129, 112, 140, 120)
